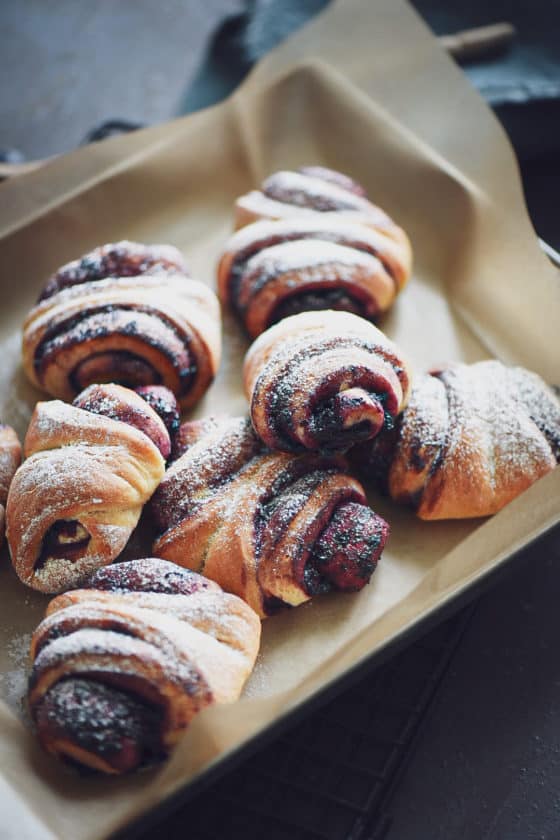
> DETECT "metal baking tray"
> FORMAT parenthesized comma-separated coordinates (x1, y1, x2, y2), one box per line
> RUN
(0, 49, 558, 840)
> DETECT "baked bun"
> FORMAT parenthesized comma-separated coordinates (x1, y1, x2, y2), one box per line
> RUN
(28, 558, 260, 774)
(6, 384, 169, 592)
(22, 241, 221, 410)
(243, 310, 412, 453)
(218, 216, 411, 337)
(356, 360, 560, 519)
(152, 416, 389, 618)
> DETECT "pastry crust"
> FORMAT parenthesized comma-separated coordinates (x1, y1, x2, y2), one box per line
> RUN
(28, 558, 260, 774)
(0, 424, 22, 547)
(22, 241, 221, 410)
(38, 240, 188, 300)
(361, 360, 560, 520)
(234, 168, 409, 246)
(244, 310, 412, 453)
(6, 385, 167, 592)
(217, 216, 412, 337)
(152, 416, 389, 618)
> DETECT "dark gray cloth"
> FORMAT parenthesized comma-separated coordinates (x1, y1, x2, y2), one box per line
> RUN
(181, 0, 560, 162)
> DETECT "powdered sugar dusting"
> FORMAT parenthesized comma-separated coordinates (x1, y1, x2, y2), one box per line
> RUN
(32, 627, 205, 698)
(0, 632, 32, 714)
(224, 215, 404, 282)
(0, 425, 21, 503)
(393, 360, 560, 518)
(40, 240, 189, 301)
(441, 361, 558, 477)
(221, 210, 409, 337)
(244, 311, 410, 453)
(245, 238, 380, 281)
(507, 365, 560, 460)
(262, 170, 382, 216)
(9, 398, 164, 593)
(32, 546, 128, 594)
(27, 558, 260, 771)
(153, 415, 383, 615)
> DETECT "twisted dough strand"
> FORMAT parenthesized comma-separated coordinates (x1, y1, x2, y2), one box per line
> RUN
(152, 417, 389, 618)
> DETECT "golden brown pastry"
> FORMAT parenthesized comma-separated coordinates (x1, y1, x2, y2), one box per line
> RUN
(218, 216, 411, 338)
(22, 240, 221, 410)
(243, 310, 412, 453)
(152, 416, 389, 618)
(28, 558, 261, 774)
(6, 384, 171, 593)
(0, 424, 22, 547)
(356, 360, 560, 520)
(234, 167, 409, 244)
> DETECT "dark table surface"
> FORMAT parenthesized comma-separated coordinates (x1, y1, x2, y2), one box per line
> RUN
(1, 3, 559, 839)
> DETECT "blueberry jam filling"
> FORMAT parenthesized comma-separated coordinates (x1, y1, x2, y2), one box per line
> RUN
(36, 520, 91, 571)
(305, 502, 388, 594)
(35, 678, 164, 773)
(268, 288, 367, 326)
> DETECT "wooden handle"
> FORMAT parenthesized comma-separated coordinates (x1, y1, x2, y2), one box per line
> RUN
(439, 22, 516, 62)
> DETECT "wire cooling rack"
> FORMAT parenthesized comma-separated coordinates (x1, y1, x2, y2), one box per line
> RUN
(137, 606, 474, 840)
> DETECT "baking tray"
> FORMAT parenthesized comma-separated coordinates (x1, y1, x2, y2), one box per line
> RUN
(118, 243, 560, 840)
(0, 1, 558, 837)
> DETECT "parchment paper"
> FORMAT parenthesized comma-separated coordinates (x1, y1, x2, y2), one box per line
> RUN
(0, 1, 558, 837)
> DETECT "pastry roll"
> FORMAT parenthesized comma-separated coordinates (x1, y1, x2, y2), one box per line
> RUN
(6, 384, 170, 592)
(243, 310, 412, 453)
(0, 424, 22, 547)
(28, 558, 261, 774)
(357, 360, 560, 520)
(152, 416, 389, 618)
(217, 216, 412, 337)
(22, 240, 221, 410)
(234, 166, 409, 244)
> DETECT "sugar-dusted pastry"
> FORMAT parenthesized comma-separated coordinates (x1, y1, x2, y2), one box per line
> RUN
(152, 416, 389, 618)
(218, 216, 411, 338)
(135, 384, 181, 450)
(6, 384, 171, 593)
(243, 310, 412, 454)
(28, 558, 261, 774)
(234, 166, 409, 243)
(22, 240, 221, 410)
(0, 424, 22, 547)
(38, 240, 189, 301)
(355, 360, 560, 520)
